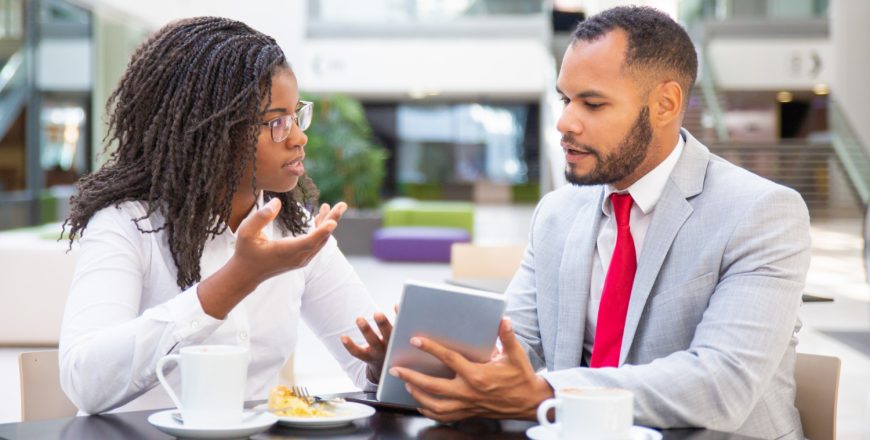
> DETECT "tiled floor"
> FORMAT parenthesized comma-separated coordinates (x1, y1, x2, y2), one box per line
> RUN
(1, 205, 868, 439)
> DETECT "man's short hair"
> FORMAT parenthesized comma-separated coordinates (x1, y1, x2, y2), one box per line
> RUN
(571, 6, 698, 102)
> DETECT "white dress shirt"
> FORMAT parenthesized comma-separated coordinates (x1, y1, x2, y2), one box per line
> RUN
(582, 135, 685, 361)
(59, 197, 378, 414)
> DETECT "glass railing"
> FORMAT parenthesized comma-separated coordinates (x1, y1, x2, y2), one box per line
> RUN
(830, 100, 870, 205)
(0, 49, 26, 142)
(0, 0, 23, 39)
(682, 0, 828, 22)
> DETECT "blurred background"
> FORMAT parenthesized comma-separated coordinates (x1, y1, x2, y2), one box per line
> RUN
(0, 0, 868, 438)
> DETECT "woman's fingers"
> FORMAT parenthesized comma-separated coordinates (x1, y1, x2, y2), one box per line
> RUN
(373, 312, 392, 348)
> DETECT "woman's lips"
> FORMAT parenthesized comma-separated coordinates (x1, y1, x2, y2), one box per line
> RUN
(284, 158, 305, 176)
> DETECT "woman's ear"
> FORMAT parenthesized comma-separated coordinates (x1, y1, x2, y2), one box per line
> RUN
(649, 80, 683, 128)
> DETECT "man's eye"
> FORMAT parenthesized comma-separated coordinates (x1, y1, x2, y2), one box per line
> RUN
(559, 97, 570, 105)
(585, 102, 603, 109)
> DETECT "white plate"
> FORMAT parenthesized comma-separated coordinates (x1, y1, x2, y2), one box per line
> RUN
(254, 401, 376, 429)
(147, 409, 277, 439)
(526, 424, 663, 440)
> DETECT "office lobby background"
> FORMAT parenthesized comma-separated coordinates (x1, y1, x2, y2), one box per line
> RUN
(0, 0, 868, 438)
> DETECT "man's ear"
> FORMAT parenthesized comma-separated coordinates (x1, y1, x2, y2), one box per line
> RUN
(649, 80, 683, 128)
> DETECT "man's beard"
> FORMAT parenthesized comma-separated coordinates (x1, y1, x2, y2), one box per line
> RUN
(564, 106, 653, 186)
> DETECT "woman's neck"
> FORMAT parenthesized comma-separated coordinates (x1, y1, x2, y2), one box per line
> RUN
(228, 190, 260, 232)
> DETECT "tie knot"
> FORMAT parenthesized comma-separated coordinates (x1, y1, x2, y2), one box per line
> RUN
(610, 193, 633, 227)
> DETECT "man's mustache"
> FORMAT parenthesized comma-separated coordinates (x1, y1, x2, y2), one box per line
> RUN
(560, 135, 600, 158)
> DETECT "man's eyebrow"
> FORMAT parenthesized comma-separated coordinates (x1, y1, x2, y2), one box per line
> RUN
(554, 86, 609, 100)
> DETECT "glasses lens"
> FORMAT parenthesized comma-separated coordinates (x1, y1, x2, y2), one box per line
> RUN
(270, 116, 291, 143)
(297, 102, 313, 131)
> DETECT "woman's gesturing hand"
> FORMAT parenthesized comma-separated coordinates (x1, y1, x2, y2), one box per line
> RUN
(232, 198, 346, 282)
(198, 198, 346, 319)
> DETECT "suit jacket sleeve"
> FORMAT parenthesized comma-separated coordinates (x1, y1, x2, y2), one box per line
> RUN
(505, 200, 547, 371)
(539, 186, 811, 431)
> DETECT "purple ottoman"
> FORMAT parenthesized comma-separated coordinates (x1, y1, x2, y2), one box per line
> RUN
(372, 227, 471, 262)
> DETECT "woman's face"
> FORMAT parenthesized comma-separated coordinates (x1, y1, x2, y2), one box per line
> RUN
(249, 69, 308, 194)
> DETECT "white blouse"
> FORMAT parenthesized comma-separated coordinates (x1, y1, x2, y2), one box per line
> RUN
(59, 199, 377, 414)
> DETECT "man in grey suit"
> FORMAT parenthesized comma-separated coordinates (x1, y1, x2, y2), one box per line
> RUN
(389, 6, 809, 439)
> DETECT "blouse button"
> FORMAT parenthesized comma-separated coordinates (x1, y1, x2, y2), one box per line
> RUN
(191, 320, 200, 329)
(238, 331, 249, 341)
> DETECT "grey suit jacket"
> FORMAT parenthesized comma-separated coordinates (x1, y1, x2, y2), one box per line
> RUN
(506, 130, 810, 439)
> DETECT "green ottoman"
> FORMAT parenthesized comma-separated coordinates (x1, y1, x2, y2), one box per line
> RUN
(382, 198, 475, 237)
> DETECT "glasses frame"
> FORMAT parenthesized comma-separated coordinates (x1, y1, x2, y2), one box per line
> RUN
(259, 100, 313, 143)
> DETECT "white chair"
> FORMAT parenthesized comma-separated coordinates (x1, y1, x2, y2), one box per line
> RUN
(19, 350, 78, 421)
(794, 352, 841, 440)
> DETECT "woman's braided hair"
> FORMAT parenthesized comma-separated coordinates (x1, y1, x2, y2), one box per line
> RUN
(64, 16, 318, 289)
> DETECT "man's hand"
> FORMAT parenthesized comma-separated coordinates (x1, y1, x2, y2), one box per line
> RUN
(389, 318, 554, 422)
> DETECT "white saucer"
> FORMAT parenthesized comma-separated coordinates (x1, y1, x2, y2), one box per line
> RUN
(254, 402, 375, 428)
(526, 424, 663, 440)
(147, 409, 277, 439)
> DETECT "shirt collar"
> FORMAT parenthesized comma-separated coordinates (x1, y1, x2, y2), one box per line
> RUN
(602, 133, 685, 216)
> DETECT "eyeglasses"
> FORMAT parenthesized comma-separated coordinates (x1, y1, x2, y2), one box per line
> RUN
(259, 100, 313, 143)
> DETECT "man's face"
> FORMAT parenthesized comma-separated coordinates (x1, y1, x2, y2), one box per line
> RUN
(556, 30, 654, 188)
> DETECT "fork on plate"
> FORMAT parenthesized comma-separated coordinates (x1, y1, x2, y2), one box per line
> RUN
(291, 385, 344, 406)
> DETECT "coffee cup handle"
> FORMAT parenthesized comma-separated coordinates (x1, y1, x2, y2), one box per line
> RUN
(156, 354, 184, 411)
(537, 397, 561, 430)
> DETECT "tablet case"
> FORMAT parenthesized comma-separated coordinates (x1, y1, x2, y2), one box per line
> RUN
(376, 280, 506, 407)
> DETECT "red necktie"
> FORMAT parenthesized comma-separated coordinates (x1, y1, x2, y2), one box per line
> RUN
(590, 193, 637, 368)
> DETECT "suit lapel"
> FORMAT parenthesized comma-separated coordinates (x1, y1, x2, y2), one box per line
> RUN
(619, 130, 710, 364)
(554, 187, 604, 370)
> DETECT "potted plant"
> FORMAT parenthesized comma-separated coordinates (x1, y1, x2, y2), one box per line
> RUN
(303, 94, 388, 255)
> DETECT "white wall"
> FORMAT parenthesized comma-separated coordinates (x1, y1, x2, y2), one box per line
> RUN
(297, 38, 551, 99)
(708, 38, 831, 91)
(79, 0, 307, 65)
(831, 1, 870, 154)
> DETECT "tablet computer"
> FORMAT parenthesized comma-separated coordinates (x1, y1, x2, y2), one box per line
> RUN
(376, 280, 506, 408)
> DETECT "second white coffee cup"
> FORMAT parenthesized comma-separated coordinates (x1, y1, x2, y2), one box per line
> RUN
(536, 387, 634, 439)
(156, 345, 249, 428)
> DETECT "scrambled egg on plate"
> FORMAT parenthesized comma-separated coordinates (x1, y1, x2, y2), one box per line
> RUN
(268, 386, 333, 417)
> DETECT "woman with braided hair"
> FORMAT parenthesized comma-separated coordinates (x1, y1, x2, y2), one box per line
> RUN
(58, 16, 391, 414)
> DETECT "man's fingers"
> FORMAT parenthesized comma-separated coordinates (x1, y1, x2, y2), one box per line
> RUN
(410, 337, 475, 377)
(238, 198, 281, 238)
(496, 318, 525, 362)
(390, 367, 456, 398)
(405, 383, 472, 417)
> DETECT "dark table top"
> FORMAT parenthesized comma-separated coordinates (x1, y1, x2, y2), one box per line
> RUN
(0, 393, 763, 440)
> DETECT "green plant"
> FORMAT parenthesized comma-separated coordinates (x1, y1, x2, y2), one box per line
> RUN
(303, 94, 388, 209)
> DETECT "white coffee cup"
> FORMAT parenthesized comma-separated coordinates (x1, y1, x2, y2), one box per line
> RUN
(536, 387, 634, 439)
(156, 345, 249, 428)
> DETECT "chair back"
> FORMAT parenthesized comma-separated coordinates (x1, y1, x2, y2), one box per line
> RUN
(795, 352, 841, 440)
(19, 350, 77, 421)
(450, 243, 525, 279)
